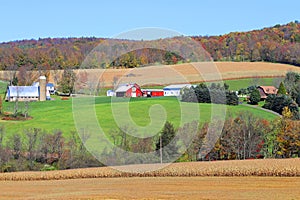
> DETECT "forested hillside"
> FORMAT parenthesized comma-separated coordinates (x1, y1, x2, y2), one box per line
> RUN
(0, 21, 299, 70)
(195, 21, 300, 65)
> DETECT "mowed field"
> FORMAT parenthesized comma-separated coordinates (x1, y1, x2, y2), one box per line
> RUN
(0, 159, 299, 199)
(1, 96, 278, 138)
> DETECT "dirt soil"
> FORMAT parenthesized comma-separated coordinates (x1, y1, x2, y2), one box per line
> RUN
(1, 176, 300, 200)
(1, 62, 299, 87)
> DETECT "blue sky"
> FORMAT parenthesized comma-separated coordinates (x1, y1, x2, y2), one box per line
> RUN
(1, 0, 299, 42)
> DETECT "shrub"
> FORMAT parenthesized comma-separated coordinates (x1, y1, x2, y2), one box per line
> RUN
(41, 164, 57, 171)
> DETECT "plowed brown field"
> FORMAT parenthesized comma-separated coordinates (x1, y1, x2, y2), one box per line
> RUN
(1, 176, 300, 200)
(0, 159, 300, 199)
(73, 62, 300, 87)
(1, 62, 299, 87)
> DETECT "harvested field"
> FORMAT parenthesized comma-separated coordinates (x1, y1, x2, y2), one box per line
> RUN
(1, 159, 299, 181)
(0, 62, 299, 87)
(74, 62, 300, 87)
(1, 176, 300, 200)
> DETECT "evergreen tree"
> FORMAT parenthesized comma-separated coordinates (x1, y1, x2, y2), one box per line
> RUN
(277, 82, 287, 95)
(226, 91, 239, 105)
(12, 76, 18, 86)
(155, 121, 178, 163)
(249, 89, 261, 105)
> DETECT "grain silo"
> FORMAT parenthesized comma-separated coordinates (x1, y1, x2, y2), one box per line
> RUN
(39, 76, 47, 101)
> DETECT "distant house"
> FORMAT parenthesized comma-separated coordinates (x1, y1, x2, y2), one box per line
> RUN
(257, 86, 278, 99)
(106, 90, 115, 97)
(6, 86, 39, 102)
(47, 83, 55, 94)
(142, 89, 164, 97)
(163, 84, 192, 96)
(115, 83, 143, 97)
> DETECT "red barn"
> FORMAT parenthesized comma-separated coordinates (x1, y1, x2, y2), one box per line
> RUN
(142, 89, 164, 97)
(115, 83, 143, 97)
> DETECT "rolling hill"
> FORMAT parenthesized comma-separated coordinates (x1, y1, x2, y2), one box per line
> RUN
(0, 21, 299, 71)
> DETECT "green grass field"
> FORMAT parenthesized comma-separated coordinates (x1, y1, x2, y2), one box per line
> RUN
(0, 96, 278, 139)
(224, 77, 281, 91)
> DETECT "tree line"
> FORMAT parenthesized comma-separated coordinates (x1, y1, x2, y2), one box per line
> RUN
(181, 83, 239, 105)
(0, 21, 299, 70)
(0, 128, 101, 172)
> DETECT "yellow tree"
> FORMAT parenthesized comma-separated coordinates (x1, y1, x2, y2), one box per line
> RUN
(276, 107, 300, 158)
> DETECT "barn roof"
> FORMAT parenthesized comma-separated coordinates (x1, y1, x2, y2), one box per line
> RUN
(142, 89, 164, 92)
(115, 83, 140, 93)
(115, 85, 132, 92)
(163, 84, 192, 90)
(258, 86, 278, 95)
(47, 83, 54, 87)
(8, 86, 39, 97)
(32, 82, 55, 87)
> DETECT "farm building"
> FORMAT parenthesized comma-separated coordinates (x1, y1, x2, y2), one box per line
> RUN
(142, 89, 164, 97)
(33, 82, 55, 94)
(106, 90, 115, 96)
(5, 76, 50, 102)
(163, 84, 192, 96)
(6, 86, 39, 102)
(115, 83, 143, 97)
(257, 86, 278, 99)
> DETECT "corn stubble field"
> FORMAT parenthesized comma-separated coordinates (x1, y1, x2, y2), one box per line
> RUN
(1, 159, 299, 181)
(0, 159, 300, 200)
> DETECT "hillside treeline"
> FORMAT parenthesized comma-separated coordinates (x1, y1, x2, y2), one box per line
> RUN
(195, 21, 300, 66)
(0, 22, 299, 70)
(0, 111, 299, 172)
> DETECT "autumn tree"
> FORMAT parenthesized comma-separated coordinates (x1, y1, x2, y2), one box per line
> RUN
(275, 107, 300, 158)
(57, 68, 76, 94)
(25, 128, 39, 170)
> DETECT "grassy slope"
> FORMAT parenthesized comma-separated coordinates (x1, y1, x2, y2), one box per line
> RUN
(224, 77, 279, 91)
(0, 96, 278, 139)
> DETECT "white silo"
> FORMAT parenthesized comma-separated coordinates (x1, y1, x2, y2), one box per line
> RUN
(39, 76, 47, 101)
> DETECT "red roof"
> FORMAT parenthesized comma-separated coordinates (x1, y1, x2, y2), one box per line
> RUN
(258, 86, 278, 95)
(257, 86, 278, 99)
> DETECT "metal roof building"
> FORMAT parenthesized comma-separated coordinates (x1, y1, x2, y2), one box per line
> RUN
(163, 84, 192, 96)
(6, 86, 39, 102)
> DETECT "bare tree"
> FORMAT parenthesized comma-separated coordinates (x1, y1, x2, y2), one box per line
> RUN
(18, 66, 34, 86)
(0, 126, 4, 149)
(10, 134, 22, 159)
(112, 76, 119, 88)
(25, 128, 39, 170)
(4, 66, 17, 85)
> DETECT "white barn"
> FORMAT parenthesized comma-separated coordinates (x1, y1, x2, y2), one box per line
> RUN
(6, 76, 51, 102)
(6, 86, 39, 102)
(163, 84, 192, 96)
